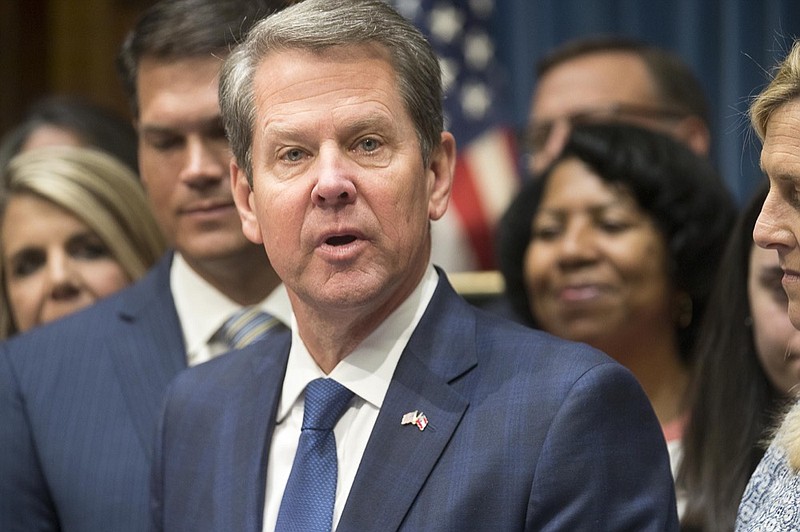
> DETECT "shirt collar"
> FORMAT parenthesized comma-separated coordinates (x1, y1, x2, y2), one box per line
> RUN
(278, 264, 439, 422)
(170, 252, 292, 355)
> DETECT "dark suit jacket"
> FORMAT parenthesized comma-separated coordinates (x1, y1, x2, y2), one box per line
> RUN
(152, 274, 679, 531)
(0, 254, 192, 532)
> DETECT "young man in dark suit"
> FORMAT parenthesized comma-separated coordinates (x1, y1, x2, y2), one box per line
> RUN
(0, 2, 289, 531)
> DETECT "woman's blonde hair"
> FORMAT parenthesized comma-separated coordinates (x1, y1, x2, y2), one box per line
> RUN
(751, 39, 800, 472)
(750, 39, 800, 141)
(0, 146, 166, 338)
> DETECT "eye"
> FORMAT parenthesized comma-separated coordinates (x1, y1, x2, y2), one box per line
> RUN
(353, 137, 383, 155)
(793, 187, 800, 206)
(208, 121, 228, 141)
(597, 219, 632, 233)
(530, 222, 561, 241)
(8, 249, 45, 278)
(282, 148, 306, 162)
(360, 138, 380, 152)
(67, 234, 112, 261)
(147, 134, 183, 152)
(595, 204, 640, 233)
(775, 179, 800, 207)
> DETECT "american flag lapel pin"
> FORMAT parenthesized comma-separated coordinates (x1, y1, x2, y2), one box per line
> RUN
(401, 410, 429, 431)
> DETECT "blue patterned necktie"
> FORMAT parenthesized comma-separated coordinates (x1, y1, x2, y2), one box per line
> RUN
(275, 378, 355, 532)
(217, 306, 283, 349)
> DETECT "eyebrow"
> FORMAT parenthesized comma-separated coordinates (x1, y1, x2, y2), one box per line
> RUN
(263, 114, 395, 142)
(537, 198, 635, 216)
(339, 115, 395, 136)
(66, 231, 103, 244)
(6, 229, 100, 258)
(139, 115, 224, 136)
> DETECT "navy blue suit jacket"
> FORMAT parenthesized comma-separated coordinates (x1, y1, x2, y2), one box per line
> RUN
(152, 274, 679, 531)
(0, 254, 194, 532)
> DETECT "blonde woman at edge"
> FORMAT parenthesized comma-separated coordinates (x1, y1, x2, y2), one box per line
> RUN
(0, 146, 166, 339)
(736, 39, 800, 530)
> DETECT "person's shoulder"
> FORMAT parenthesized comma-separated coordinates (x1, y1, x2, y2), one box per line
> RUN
(473, 306, 614, 370)
(772, 399, 800, 471)
(2, 261, 172, 364)
(168, 331, 292, 394)
(4, 293, 118, 352)
(737, 438, 800, 531)
(455, 306, 636, 409)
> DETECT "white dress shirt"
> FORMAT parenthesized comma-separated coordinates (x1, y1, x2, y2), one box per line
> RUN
(170, 253, 292, 366)
(262, 265, 439, 532)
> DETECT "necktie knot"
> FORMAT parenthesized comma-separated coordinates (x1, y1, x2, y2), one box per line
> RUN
(302, 378, 354, 431)
(217, 306, 281, 349)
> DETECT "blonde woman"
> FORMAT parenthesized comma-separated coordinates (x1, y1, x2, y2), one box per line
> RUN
(0, 146, 165, 338)
(736, 39, 800, 531)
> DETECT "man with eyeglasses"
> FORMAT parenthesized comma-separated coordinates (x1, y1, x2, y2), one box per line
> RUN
(527, 36, 712, 175)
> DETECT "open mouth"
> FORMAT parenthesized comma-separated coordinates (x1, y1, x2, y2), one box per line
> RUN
(326, 235, 357, 246)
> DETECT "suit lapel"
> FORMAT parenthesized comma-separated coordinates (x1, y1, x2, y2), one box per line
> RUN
(107, 254, 187, 460)
(339, 274, 477, 531)
(214, 332, 291, 531)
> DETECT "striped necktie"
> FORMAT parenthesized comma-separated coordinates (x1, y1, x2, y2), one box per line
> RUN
(216, 306, 283, 349)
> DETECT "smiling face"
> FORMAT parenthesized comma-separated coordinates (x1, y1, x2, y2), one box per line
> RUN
(232, 45, 453, 327)
(748, 244, 800, 395)
(523, 158, 674, 352)
(2, 193, 130, 332)
(754, 98, 800, 328)
(136, 55, 251, 268)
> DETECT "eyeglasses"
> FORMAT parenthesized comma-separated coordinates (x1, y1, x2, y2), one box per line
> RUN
(525, 103, 690, 153)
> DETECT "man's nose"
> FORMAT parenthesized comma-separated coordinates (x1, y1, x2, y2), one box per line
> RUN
(179, 137, 228, 186)
(311, 150, 357, 208)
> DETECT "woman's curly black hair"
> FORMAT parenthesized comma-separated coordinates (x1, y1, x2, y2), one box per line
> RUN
(497, 122, 737, 361)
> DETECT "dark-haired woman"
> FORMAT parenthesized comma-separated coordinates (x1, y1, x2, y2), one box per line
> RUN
(498, 123, 736, 477)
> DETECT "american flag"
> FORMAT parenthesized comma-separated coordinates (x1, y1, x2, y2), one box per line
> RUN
(392, 0, 521, 272)
(401, 410, 430, 431)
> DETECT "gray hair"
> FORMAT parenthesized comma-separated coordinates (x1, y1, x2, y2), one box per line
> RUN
(219, 0, 444, 184)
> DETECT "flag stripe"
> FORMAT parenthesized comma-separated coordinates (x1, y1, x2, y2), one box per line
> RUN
(451, 155, 495, 270)
(394, 0, 521, 272)
(464, 129, 520, 221)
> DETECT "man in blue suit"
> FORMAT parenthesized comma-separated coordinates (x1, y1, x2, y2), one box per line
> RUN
(0, 1, 289, 531)
(151, 1, 679, 530)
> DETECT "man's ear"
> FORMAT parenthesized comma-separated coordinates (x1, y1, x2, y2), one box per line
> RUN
(427, 131, 456, 221)
(231, 159, 263, 244)
(673, 115, 711, 157)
